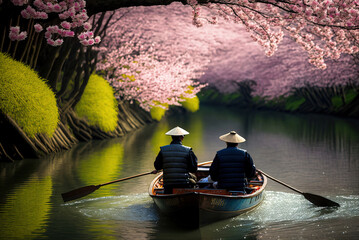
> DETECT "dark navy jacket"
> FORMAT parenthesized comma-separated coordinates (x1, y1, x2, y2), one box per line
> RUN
(209, 147, 256, 191)
(154, 140, 197, 187)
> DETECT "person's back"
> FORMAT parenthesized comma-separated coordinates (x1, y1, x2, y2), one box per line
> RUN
(160, 143, 192, 187)
(154, 126, 198, 193)
(210, 131, 256, 192)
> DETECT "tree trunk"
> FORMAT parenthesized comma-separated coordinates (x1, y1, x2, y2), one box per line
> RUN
(0, 111, 78, 162)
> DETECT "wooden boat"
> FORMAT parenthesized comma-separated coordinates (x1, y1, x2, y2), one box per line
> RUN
(149, 161, 267, 228)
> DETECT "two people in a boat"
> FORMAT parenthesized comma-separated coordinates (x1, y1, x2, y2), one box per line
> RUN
(154, 126, 257, 194)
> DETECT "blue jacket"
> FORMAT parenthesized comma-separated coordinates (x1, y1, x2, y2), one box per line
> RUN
(209, 147, 256, 191)
(154, 140, 197, 187)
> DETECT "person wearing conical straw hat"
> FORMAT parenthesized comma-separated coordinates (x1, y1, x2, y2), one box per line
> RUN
(209, 131, 257, 193)
(154, 126, 198, 194)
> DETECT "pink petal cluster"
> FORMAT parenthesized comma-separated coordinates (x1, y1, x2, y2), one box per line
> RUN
(47, 38, 63, 47)
(9, 26, 27, 41)
(60, 21, 71, 30)
(9, 0, 100, 47)
(21, 5, 48, 19)
(45, 25, 74, 46)
(78, 31, 100, 46)
(34, 23, 43, 33)
(10, 0, 27, 6)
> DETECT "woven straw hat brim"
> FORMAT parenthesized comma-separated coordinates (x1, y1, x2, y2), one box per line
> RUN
(219, 131, 246, 143)
(165, 126, 189, 136)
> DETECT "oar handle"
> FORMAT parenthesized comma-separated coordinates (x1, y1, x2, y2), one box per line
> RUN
(257, 169, 303, 194)
(98, 170, 158, 187)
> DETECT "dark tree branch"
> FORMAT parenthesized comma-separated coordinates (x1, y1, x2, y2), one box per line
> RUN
(86, 0, 187, 15)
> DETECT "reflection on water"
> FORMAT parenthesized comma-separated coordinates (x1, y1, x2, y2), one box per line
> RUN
(150, 121, 170, 155)
(0, 105, 359, 239)
(0, 176, 52, 239)
(77, 141, 124, 198)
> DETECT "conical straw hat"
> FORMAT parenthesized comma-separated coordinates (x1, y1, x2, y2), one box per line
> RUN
(219, 131, 246, 143)
(165, 126, 189, 136)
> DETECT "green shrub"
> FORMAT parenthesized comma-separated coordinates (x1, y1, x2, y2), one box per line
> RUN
(331, 95, 343, 108)
(75, 74, 118, 132)
(331, 89, 358, 109)
(197, 88, 220, 102)
(181, 96, 200, 112)
(150, 106, 166, 121)
(0, 53, 59, 137)
(285, 96, 306, 111)
(221, 93, 241, 104)
(345, 89, 357, 104)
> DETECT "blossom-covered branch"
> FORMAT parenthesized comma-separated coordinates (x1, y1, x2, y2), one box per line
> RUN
(187, 0, 359, 69)
(95, 10, 209, 111)
(6, 0, 101, 46)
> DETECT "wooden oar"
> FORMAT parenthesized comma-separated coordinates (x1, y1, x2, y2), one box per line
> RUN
(61, 170, 159, 202)
(258, 170, 340, 207)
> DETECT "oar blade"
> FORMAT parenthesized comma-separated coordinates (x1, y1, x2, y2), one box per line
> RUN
(61, 185, 100, 202)
(303, 192, 340, 207)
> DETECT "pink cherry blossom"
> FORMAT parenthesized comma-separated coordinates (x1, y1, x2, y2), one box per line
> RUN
(83, 22, 91, 31)
(94, 36, 101, 44)
(78, 32, 86, 40)
(9, 26, 27, 41)
(46, 38, 55, 45)
(64, 30, 75, 37)
(60, 21, 71, 30)
(10, 0, 27, 6)
(34, 23, 43, 33)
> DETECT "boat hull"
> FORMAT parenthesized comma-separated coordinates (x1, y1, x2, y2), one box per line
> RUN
(149, 161, 267, 227)
(152, 190, 264, 227)
(198, 191, 264, 225)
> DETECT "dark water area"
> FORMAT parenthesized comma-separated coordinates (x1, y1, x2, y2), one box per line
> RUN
(1, 106, 359, 239)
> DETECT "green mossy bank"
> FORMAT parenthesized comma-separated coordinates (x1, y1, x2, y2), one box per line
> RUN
(75, 74, 119, 132)
(0, 52, 59, 137)
(0, 55, 152, 162)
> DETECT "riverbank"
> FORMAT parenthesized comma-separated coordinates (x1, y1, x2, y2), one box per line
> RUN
(2, 83, 358, 162)
(198, 85, 359, 118)
(0, 101, 153, 162)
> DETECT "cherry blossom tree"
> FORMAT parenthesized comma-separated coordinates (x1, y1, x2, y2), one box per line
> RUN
(83, 0, 359, 70)
(95, 10, 209, 111)
(95, 3, 356, 102)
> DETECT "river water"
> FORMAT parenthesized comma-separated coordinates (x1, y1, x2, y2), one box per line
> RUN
(1, 106, 359, 239)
